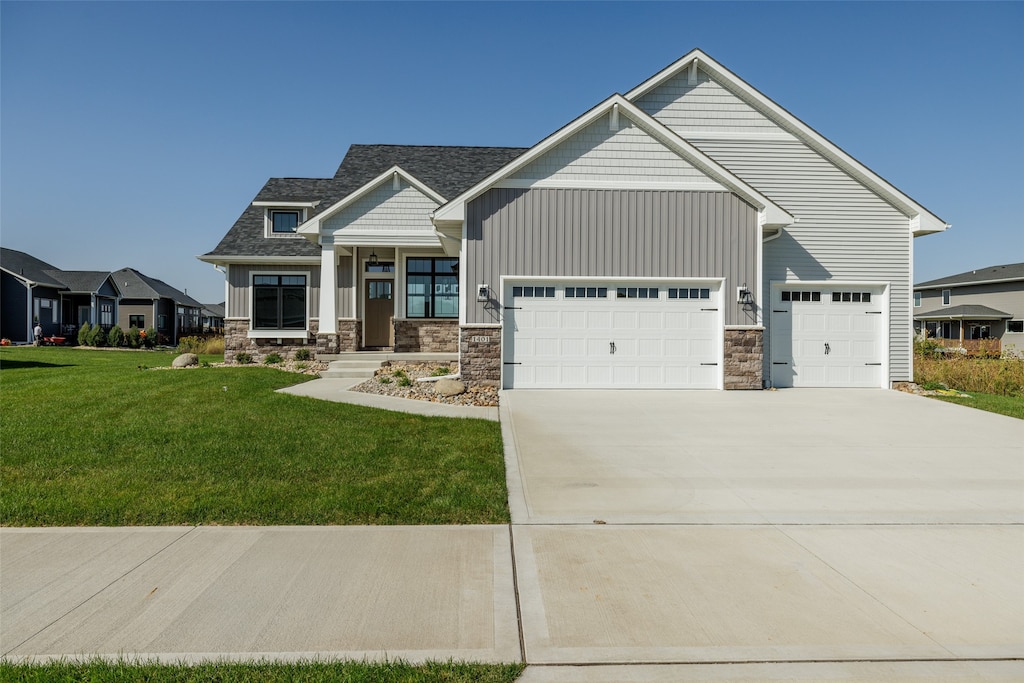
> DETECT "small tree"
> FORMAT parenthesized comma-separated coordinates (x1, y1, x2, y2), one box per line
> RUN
(126, 326, 142, 349)
(77, 322, 91, 346)
(107, 324, 124, 348)
(88, 325, 107, 348)
(143, 327, 157, 349)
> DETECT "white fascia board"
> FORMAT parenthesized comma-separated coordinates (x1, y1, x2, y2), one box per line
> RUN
(251, 201, 320, 208)
(433, 93, 793, 228)
(298, 166, 446, 237)
(195, 255, 319, 266)
(915, 277, 1024, 290)
(331, 231, 442, 248)
(626, 49, 949, 235)
(0, 266, 35, 286)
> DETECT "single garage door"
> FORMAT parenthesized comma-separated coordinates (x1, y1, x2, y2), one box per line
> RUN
(771, 284, 885, 388)
(503, 280, 722, 389)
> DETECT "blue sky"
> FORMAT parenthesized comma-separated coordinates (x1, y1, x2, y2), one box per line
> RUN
(2, 1, 1021, 304)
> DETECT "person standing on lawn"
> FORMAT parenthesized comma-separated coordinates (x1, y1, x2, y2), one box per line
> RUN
(33, 322, 42, 346)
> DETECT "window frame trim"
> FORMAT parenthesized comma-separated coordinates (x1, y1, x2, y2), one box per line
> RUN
(264, 208, 307, 238)
(248, 269, 311, 335)
(403, 255, 460, 320)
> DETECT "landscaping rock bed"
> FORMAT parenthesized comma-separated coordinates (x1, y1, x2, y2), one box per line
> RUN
(350, 361, 499, 407)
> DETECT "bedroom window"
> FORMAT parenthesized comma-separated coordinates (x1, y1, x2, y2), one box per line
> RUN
(406, 258, 458, 318)
(253, 275, 307, 329)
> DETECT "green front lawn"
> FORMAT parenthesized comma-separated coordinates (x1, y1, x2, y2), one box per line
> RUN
(0, 659, 524, 683)
(0, 347, 510, 526)
(931, 391, 1024, 420)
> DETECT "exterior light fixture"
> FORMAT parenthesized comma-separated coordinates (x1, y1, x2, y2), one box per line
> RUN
(737, 285, 753, 305)
(368, 251, 379, 267)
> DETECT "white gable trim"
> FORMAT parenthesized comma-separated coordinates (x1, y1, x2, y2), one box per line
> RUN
(626, 49, 949, 236)
(433, 94, 792, 229)
(297, 166, 447, 240)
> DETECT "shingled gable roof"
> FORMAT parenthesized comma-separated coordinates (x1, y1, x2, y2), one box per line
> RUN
(432, 94, 793, 229)
(50, 270, 118, 295)
(0, 247, 66, 288)
(624, 48, 949, 237)
(913, 304, 1013, 321)
(113, 267, 203, 308)
(200, 145, 527, 261)
(915, 263, 1024, 289)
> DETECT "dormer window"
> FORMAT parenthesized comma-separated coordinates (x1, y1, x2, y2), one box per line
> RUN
(270, 210, 302, 234)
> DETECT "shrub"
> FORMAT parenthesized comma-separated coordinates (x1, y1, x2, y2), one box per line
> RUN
(378, 376, 393, 385)
(396, 374, 412, 387)
(88, 325, 107, 348)
(177, 335, 225, 355)
(430, 366, 452, 377)
(143, 327, 157, 349)
(177, 336, 203, 354)
(126, 326, 142, 349)
(915, 353, 1024, 397)
(77, 322, 91, 346)
(294, 347, 311, 361)
(107, 325, 124, 348)
(263, 353, 283, 365)
(234, 352, 253, 365)
(202, 336, 225, 355)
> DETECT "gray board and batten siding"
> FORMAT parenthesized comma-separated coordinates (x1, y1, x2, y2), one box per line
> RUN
(465, 187, 759, 326)
(227, 262, 341, 320)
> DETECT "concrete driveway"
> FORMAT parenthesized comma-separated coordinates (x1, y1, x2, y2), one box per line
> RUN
(501, 389, 1024, 671)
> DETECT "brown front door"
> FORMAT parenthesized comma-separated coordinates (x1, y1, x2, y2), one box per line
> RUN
(365, 280, 394, 347)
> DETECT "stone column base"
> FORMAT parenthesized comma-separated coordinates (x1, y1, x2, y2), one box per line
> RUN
(317, 319, 360, 354)
(460, 326, 501, 386)
(724, 327, 763, 390)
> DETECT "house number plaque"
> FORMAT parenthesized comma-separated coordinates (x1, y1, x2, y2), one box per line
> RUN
(470, 336, 491, 343)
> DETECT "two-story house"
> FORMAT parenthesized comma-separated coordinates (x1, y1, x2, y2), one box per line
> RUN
(914, 263, 1024, 357)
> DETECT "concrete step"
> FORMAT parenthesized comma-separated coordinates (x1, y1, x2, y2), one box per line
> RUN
(320, 368, 379, 380)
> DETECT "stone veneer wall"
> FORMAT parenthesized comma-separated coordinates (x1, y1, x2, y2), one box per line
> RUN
(723, 327, 763, 390)
(316, 319, 360, 355)
(224, 318, 316, 363)
(459, 326, 501, 386)
(393, 318, 459, 352)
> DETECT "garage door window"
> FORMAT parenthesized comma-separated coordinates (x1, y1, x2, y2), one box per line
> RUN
(513, 286, 555, 298)
(668, 288, 710, 300)
(617, 287, 659, 299)
(831, 291, 872, 303)
(565, 287, 607, 298)
(781, 291, 821, 302)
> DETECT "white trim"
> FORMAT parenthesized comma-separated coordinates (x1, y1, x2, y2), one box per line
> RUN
(197, 255, 318, 266)
(264, 208, 307, 239)
(493, 178, 726, 191)
(330, 231, 443, 248)
(624, 49, 949, 236)
(359, 251, 397, 349)
(432, 94, 792, 230)
(942, 289, 951, 306)
(915, 276, 1024, 290)
(252, 201, 320, 208)
(297, 166, 446, 237)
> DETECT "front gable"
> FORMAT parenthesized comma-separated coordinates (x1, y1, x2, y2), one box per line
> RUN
(504, 111, 725, 191)
(299, 167, 445, 248)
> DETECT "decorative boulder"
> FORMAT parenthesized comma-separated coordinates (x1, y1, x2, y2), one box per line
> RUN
(434, 378, 466, 397)
(172, 353, 200, 368)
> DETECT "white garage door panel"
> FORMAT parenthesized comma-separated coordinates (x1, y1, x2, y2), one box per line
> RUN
(505, 282, 722, 389)
(771, 285, 884, 389)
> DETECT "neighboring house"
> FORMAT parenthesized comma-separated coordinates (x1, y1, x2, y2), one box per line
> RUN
(201, 302, 225, 332)
(200, 49, 948, 390)
(1, 247, 119, 343)
(914, 263, 1024, 357)
(112, 267, 204, 345)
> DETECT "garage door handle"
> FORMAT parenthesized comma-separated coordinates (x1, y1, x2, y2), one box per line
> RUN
(824, 342, 831, 355)
(503, 362, 522, 366)
(865, 362, 882, 366)
(866, 311, 882, 314)
(773, 362, 789, 365)
(700, 362, 718, 366)
(609, 341, 616, 354)
(773, 309, 788, 313)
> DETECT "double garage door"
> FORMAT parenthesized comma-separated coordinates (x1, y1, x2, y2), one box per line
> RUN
(770, 284, 886, 388)
(503, 280, 722, 389)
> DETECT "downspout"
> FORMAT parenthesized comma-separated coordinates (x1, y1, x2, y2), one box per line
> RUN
(27, 283, 34, 342)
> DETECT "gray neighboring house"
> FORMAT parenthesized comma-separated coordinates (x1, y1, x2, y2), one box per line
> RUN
(201, 302, 225, 332)
(201, 48, 948, 390)
(113, 267, 204, 345)
(1, 247, 119, 343)
(914, 263, 1024, 357)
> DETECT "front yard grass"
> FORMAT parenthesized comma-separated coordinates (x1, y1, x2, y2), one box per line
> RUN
(0, 347, 510, 526)
(931, 391, 1024, 420)
(0, 659, 524, 682)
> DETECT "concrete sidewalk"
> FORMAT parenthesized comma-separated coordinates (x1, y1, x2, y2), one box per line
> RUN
(1, 526, 519, 664)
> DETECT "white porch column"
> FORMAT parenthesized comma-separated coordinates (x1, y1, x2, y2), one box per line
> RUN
(319, 241, 338, 334)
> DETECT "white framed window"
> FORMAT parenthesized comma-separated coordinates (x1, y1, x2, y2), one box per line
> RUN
(264, 208, 306, 237)
(1008, 320, 1024, 334)
(942, 289, 951, 306)
(914, 292, 921, 307)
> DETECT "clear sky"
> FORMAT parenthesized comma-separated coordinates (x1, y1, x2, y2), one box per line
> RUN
(2, 1, 1021, 304)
